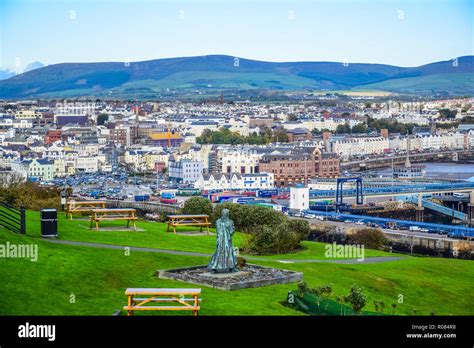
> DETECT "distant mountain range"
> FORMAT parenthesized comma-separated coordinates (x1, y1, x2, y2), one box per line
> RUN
(24, 61, 45, 73)
(0, 69, 15, 81)
(0, 61, 45, 82)
(0, 55, 472, 99)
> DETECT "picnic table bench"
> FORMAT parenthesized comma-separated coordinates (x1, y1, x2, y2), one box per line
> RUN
(123, 288, 201, 316)
(89, 208, 137, 231)
(167, 214, 211, 234)
(66, 201, 106, 220)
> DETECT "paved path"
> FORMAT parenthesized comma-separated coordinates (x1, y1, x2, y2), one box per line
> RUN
(45, 239, 406, 264)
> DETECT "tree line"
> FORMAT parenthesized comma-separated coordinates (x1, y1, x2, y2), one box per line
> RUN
(196, 127, 289, 145)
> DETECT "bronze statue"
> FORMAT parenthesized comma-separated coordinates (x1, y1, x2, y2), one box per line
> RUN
(208, 209, 238, 273)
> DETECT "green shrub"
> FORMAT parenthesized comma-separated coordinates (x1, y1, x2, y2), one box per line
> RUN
(213, 202, 286, 233)
(212, 202, 243, 227)
(212, 203, 309, 255)
(286, 218, 311, 240)
(0, 181, 60, 210)
(181, 197, 213, 216)
(296, 282, 333, 298)
(296, 281, 310, 297)
(344, 284, 367, 314)
(349, 228, 387, 250)
(309, 284, 333, 297)
(243, 220, 306, 255)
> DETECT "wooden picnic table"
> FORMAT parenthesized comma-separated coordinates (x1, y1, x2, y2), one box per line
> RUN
(167, 214, 211, 234)
(66, 200, 106, 220)
(89, 208, 137, 231)
(123, 288, 201, 316)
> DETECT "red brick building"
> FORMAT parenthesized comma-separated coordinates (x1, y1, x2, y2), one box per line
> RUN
(154, 161, 166, 173)
(109, 128, 129, 146)
(44, 130, 62, 144)
(286, 128, 312, 142)
(259, 147, 339, 187)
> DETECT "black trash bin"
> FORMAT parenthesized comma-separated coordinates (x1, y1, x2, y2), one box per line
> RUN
(41, 209, 58, 237)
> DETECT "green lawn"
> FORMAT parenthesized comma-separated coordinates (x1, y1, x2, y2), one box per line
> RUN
(0, 211, 473, 316)
(24, 211, 394, 260)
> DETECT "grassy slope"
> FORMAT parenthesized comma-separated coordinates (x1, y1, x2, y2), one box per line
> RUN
(0, 229, 299, 316)
(0, 211, 472, 316)
(114, 72, 321, 91)
(24, 211, 394, 260)
(354, 73, 474, 94)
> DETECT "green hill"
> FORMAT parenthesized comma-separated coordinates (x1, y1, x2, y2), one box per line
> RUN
(354, 73, 474, 95)
(0, 55, 472, 98)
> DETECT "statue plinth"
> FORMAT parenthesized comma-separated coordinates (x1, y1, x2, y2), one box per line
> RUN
(158, 264, 303, 291)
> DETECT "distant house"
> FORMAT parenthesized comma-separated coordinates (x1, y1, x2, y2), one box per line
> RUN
(194, 172, 242, 191)
(168, 159, 203, 184)
(412, 126, 432, 136)
(457, 124, 474, 133)
(194, 172, 274, 191)
(188, 121, 219, 137)
(11, 158, 54, 181)
(286, 128, 312, 142)
(241, 173, 275, 190)
(44, 130, 62, 144)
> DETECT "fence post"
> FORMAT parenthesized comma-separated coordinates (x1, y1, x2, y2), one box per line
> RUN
(20, 207, 26, 234)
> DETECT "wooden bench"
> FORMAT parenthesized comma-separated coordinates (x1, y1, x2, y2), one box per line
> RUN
(89, 208, 137, 231)
(167, 214, 211, 235)
(66, 201, 106, 220)
(123, 288, 201, 316)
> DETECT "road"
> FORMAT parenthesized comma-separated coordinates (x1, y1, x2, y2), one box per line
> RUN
(300, 217, 462, 242)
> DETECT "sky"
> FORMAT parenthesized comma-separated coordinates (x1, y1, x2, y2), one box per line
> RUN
(0, 0, 473, 71)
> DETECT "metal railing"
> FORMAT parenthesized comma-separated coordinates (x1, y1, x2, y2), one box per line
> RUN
(400, 196, 468, 221)
(0, 202, 26, 234)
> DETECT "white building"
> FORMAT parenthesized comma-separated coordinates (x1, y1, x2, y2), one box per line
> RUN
(241, 173, 274, 190)
(187, 121, 220, 137)
(75, 156, 99, 173)
(289, 186, 309, 211)
(176, 145, 213, 172)
(194, 172, 274, 191)
(168, 159, 203, 184)
(218, 147, 263, 174)
(389, 133, 466, 152)
(281, 118, 362, 132)
(329, 136, 389, 160)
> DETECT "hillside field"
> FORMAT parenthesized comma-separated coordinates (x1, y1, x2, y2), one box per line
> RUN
(0, 211, 472, 316)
